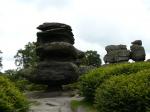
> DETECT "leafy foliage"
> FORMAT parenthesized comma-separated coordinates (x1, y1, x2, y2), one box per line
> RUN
(71, 100, 97, 112)
(95, 69, 150, 112)
(0, 75, 29, 112)
(81, 50, 101, 67)
(79, 62, 150, 102)
(14, 42, 38, 69)
(4, 69, 23, 81)
(4, 69, 47, 91)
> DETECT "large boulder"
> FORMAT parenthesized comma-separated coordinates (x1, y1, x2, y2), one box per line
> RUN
(104, 45, 130, 63)
(36, 42, 78, 61)
(104, 50, 130, 63)
(131, 40, 142, 46)
(105, 45, 127, 53)
(28, 61, 78, 87)
(130, 44, 146, 61)
(37, 28, 74, 44)
(37, 22, 72, 31)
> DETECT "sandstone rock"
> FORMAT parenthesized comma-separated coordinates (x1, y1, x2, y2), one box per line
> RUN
(36, 42, 78, 61)
(130, 44, 145, 61)
(104, 50, 130, 63)
(37, 28, 74, 44)
(104, 45, 130, 63)
(36, 42, 84, 62)
(37, 22, 72, 31)
(27, 22, 83, 89)
(105, 45, 127, 53)
(28, 61, 78, 87)
(131, 40, 142, 45)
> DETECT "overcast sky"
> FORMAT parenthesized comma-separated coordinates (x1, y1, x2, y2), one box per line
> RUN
(0, 0, 150, 71)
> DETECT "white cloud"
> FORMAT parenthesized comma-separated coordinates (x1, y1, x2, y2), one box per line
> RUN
(0, 0, 150, 71)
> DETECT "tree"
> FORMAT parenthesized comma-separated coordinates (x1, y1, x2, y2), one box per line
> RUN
(81, 50, 101, 67)
(14, 42, 38, 69)
(4, 69, 22, 81)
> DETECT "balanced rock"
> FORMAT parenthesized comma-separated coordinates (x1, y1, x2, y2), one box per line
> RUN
(131, 40, 142, 46)
(28, 22, 83, 89)
(105, 45, 127, 53)
(37, 22, 72, 31)
(104, 45, 130, 63)
(130, 40, 145, 61)
(37, 28, 74, 44)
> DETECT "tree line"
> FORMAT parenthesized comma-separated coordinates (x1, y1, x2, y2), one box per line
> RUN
(0, 42, 101, 75)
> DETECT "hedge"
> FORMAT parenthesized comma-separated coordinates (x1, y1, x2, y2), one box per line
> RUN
(0, 76, 29, 112)
(79, 62, 150, 102)
(95, 69, 150, 112)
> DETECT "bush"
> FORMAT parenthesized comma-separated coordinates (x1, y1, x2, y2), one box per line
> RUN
(0, 76, 29, 112)
(79, 62, 150, 102)
(95, 69, 150, 112)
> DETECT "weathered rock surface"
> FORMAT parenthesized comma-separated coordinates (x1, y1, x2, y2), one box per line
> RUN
(37, 28, 74, 44)
(36, 42, 79, 61)
(37, 22, 72, 31)
(28, 22, 83, 88)
(29, 61, 78, 87)
(27, 91, 84, 112)
(104, 40, 146, 63)
(131, 40, 142, 46)
(104, 45, 130, 63)
(105, 45, 127, 53)
(130, 43, 146, 61)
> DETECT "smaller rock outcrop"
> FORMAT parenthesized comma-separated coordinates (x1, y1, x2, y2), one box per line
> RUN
(130, 40, 146, 61)
(104, 45, 130, 63)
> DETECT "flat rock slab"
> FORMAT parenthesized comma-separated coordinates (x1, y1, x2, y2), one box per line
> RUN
(28, 97, 82, 112)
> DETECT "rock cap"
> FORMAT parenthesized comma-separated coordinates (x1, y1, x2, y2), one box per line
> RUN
(131, 40, 142, 46)
(105, 45, 127, 53)
(37, 22, 72, 31)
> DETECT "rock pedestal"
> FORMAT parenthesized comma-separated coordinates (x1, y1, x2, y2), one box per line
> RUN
(29, 23, 83, 89)
(104, 45, 130, 63)
(130, 40, 146, 61)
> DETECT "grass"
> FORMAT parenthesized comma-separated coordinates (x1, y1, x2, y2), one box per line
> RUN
(70, 100, 97, 112)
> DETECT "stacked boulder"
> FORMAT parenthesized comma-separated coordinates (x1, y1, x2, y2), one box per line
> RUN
(29, 23, 83, 89)
(130, 40, 146, 61)
(104, 40, 146, 64)
(104, 45, 130, 63)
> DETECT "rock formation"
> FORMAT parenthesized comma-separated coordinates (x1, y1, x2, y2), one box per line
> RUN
(130, 40, 146, 61)
(104, 45, 130, 63)
(28, 22, 83, 89)
(104, 40, 146, 63)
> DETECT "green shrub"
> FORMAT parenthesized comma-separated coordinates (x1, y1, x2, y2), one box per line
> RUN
(0, 76, 29, 112)
(63, 82, 80, 91)
(79, 62, 150, 102)
(95, 69, 150, 112)
(4, 69, 47, 92)
(71, 100, 98, 112)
